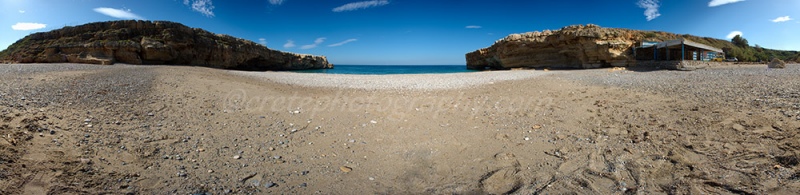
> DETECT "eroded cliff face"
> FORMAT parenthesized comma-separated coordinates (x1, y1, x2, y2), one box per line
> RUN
(0, 20, 332, 70)
(466, 24, 641, 70)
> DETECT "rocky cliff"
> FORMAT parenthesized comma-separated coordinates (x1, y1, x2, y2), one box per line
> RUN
(0, 20, 332, 70)
(466, 24, 646, 70)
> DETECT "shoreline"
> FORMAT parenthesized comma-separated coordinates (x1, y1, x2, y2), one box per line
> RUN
(229, 69, 556, 90)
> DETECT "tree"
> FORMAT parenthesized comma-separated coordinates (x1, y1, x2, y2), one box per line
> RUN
(732, 35, 749, 48)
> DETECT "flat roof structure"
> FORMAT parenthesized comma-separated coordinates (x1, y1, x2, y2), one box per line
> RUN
(652, 38, 723, 53)
(636, 38, 724, 61)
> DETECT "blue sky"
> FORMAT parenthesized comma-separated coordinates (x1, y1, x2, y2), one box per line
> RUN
(1, 0, 798, 65)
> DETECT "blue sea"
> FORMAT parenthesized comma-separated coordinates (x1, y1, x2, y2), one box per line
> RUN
(292, 65, 477, 75)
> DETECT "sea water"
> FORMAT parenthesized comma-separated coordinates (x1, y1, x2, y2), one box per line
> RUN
(292, 65, 477, 75)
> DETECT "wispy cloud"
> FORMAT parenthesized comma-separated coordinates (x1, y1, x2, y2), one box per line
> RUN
(283, 40, 296, 48)
(93, 7, 145, 20)
(18, 10, 25, 14)
(637, 0, 661, 21)
(465, 25, 482, 29)
(726, 31, 742, 39)
(708, 0, 745, 7)
(11, 22, 46, 30)
(301, 37, 326, 49)
(771, 16, 792, 23)
(184, 0, 215, 17)
(333, 0, 389, 12)
(258, 38, 267, 46)
(269, 0, 285, 5)
(328, 39, 358, 47)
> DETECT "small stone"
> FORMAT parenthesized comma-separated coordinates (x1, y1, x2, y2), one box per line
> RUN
(177, 172, 187, 177)
(264, 182, 276, 188)
(49, 130, 55, 135)
(532, 124, 543, 129)
(208, 169, 214, 173)
(340, 166, 352, 173)
(86, 124, 93, 128)
(524, 137, 531, 141)
(370, 120, 377, 124)
(369, 177, 375, 181)
(273, 155, 281, 159)
(268, 147, 275, 151)
(38, 133, 44, 137)
(299, 183, 307, 187)
(147, 112, 154, 116)
(233, 155, 241, 159)
(84, 118, 92, 122)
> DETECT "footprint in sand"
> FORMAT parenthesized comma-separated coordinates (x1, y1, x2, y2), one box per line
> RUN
(480, 152, 523, 194)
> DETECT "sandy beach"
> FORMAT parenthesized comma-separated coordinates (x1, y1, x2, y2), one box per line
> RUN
(2, 63, 800, 194)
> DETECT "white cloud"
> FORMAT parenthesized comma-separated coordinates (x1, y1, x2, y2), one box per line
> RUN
(708, 0, 745, 7)
(11, 22, 46, 30)
(333, 0, 389, 12)
(301, 37, 326, 49)
(258, 38, 267, 46)
(283, 40, 296, 48)
(18, 10, 25, 14)
(726, 31, 742, 39)
(637, 0, 661, 21)
(269, 0, 285, 5)
(465, 25, 482, 29)
(328, 39, 358, 47)
(93, 7, 145, 20)
(184, 0, 215, 17)
(771, 16, 792, 23)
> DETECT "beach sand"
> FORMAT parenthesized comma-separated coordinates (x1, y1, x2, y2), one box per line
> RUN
(1, 63, 799, 194)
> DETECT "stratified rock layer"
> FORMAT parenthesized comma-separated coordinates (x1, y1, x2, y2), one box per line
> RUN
(466, 24, 640, 70)
(0, 20, 332, 70)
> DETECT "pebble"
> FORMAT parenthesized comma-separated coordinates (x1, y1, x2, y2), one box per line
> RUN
(299, 183, 307, 187)
(370, 120, 377, 124)
(264, 182, 276, 188)
(147, 112, 154, 116)
(233, 155, 241, 159)
(340, 166, 353, 173)
(273, 155, 281, 159)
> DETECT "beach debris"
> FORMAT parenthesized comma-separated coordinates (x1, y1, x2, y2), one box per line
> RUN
(340, 166, 353, 173)
(239, 172, 257, 182)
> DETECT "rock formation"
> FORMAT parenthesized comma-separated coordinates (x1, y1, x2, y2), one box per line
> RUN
(0, 20, 332, 70)
(466, 24, 644, 70)
(768, 58, 786, 69)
